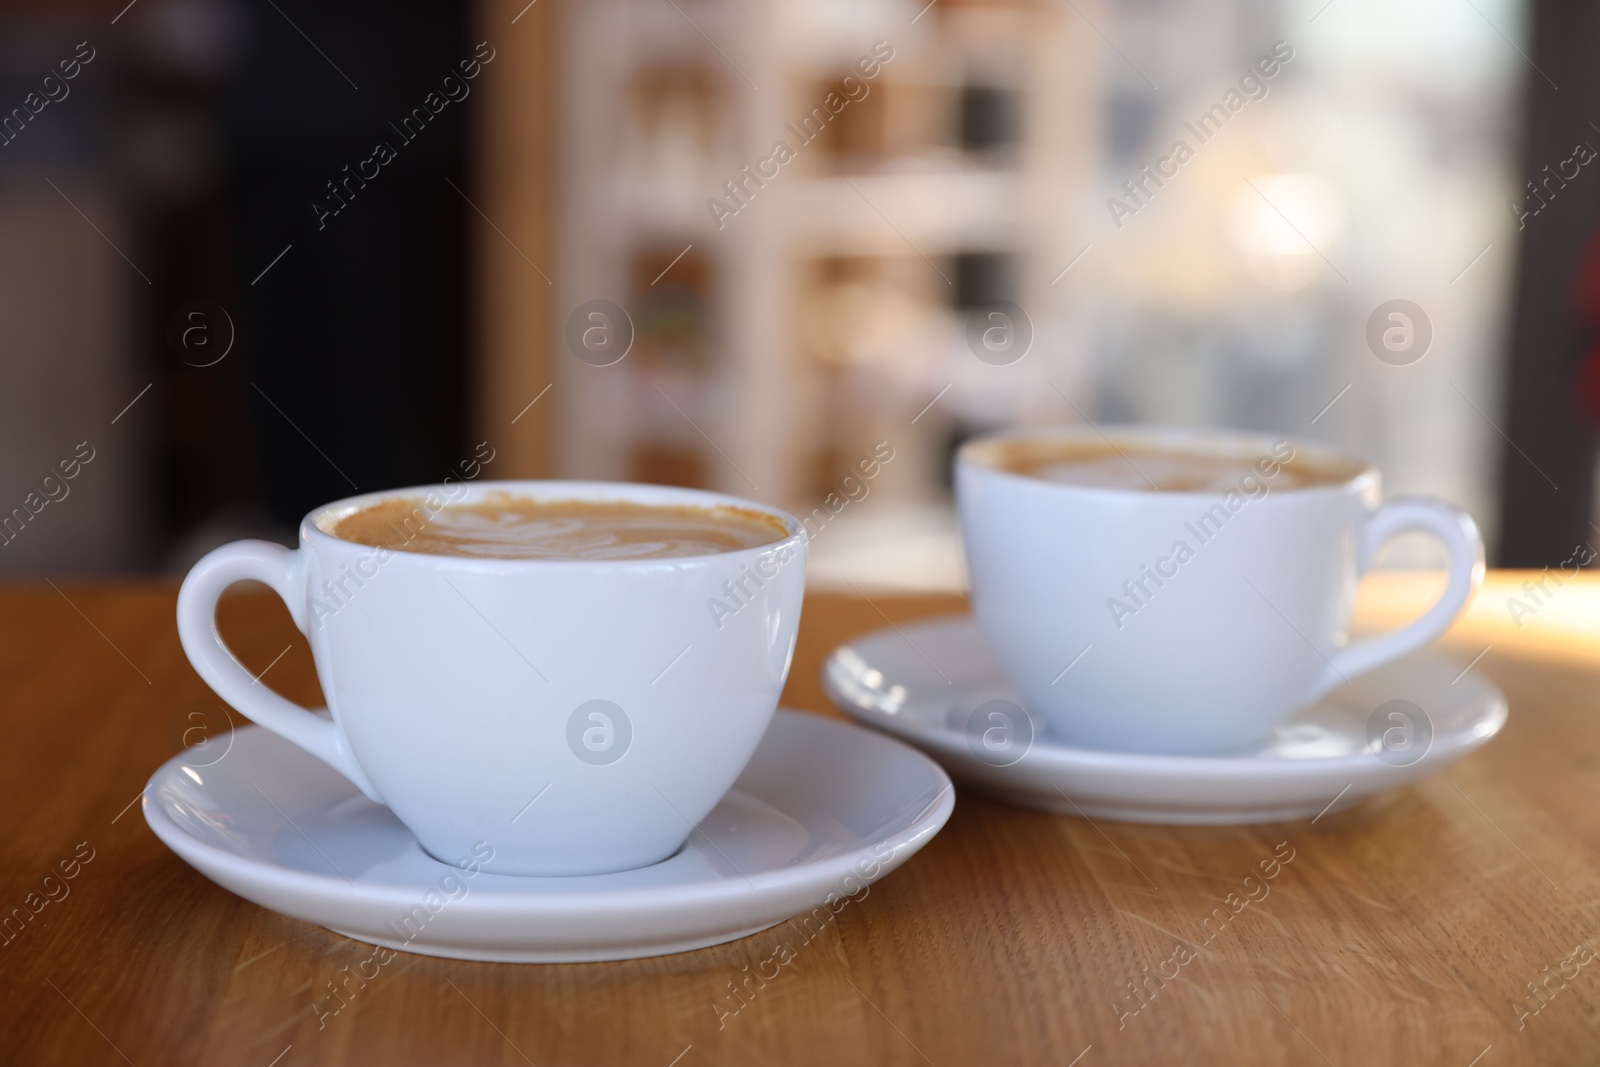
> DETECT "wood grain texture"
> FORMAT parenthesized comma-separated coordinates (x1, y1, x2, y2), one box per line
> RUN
(2, 573, 1599, 1065)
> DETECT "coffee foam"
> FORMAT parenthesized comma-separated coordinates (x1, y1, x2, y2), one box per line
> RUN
(972, 437, 1358, 492)
(329, 494, 788, 561)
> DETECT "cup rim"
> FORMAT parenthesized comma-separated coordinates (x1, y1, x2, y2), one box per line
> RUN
(301, 480, 807, 566)
(956, 424, 1377, 498)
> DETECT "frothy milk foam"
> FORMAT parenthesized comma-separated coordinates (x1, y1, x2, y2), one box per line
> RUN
(975, 438, 1354, 492)
(329, 494, 788, 561)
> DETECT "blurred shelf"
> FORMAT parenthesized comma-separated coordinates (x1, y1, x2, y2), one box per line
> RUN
(805, 499, 967, 593)
(789, 169, 1027, 252)
(562, 0, 1091, 505)
(618, 165, 1028, 246)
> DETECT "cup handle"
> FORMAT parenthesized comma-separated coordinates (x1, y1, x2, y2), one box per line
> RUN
(176, 540, 383, 802)
(1305, 495, 1485, 703)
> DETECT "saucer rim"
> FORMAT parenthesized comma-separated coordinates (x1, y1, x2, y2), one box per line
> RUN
(822, 614, 1508, 779)
(143, 709, 956, 917)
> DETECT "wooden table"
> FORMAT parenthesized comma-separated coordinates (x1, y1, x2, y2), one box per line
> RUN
(5, 573, 1600, 1065)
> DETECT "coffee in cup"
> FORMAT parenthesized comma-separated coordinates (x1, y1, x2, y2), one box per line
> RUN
(331, 494, 788, 560)
(983, 437, 1354, 492)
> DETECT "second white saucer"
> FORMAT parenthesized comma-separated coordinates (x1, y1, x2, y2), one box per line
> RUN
(823, 616, 1506, 824)
(144, 710, 953, 962)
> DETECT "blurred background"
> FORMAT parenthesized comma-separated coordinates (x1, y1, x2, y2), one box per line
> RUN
(0, 0, 1592, 589)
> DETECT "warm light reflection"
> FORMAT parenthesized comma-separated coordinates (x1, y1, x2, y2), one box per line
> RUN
(1354, 571, 1600, 669)
(1228, 173, 1346, 291)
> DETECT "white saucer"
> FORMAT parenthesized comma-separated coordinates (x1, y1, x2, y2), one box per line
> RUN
(143, 710, 953, 962)
(822, 616, 1507, 824)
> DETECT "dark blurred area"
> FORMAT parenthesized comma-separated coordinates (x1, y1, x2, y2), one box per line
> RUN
(0, 0, 468, 575)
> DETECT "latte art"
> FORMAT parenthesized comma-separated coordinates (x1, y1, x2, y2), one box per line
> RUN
(330, 495, 788, 560)
(973, 438, 1355, 492)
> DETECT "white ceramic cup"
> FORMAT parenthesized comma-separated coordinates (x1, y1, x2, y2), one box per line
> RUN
(956, 426, 1484, 755)
(177, 481, 807, 876)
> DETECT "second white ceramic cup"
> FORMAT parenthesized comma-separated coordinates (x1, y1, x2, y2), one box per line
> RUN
(956, 426, 1484, 755)
(176, 481, 807, 876)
